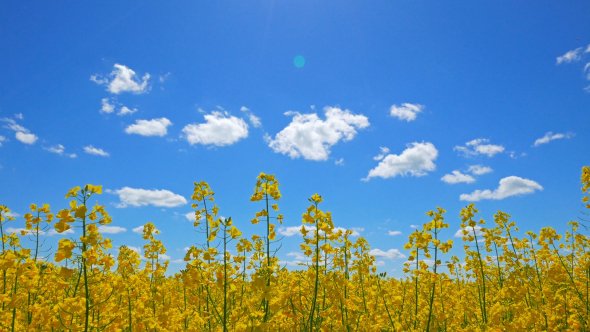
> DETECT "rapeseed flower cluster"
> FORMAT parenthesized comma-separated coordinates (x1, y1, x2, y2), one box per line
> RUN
(0, 168, 589, 331)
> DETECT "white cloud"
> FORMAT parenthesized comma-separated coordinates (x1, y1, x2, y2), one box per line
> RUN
(373, 147, 390, 161)
(118, 106, 138, 116)
(99, 226, 127, 234)
(45, 144, 65, 154)
(454, 139, 504, 157)
(7, 227, 74, 236)
(388, 231, 402, 236)
(369, 248, 406, 260)
(83, 145, 109, 157)
(14, 113, 23, 120)
(267, 106, 369, 161)
(91, 64, 150, 94)
(126, 246, 142, 254)
(389, 103, 424, 122)
(182, 111, 248, 146)
(533, 132, 574, 147)
(280, 251, 312, 266)
(240, 106, 262, 128)
(110, 187, 187, 208)
(100, 98, 115, 114)
(454, 226, 483, 238)
(460, 176, 543, 201)
(410, 225, 419, 229)
(0, 136, 6, 147)
(183, 212, 195, 221)
(375, 261, 386, 266)
(15, 132, 37, 145)
(335, 158, 344, 166)
(171, 259, 184, 264)
(47, 229, 75, 236)
(1, 118, 27, 132)
(441, 170, 476, 184)
(557, 47, 583, 64)
(159, 72, 171, 83)
(468, 165, 493, 175)
(6, 212, 20, 218)
(364, 142, 438, 181)
(277, 225, 362, 237)
(125, 118, 172, 137)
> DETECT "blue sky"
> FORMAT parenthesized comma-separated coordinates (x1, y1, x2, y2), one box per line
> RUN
(1, 1, 589, 276)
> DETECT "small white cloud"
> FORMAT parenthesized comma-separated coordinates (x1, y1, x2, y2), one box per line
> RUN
(132, 226, 144, 234)
(454, 226, 483, 238)
(277, 225, 361, 237)
(373, 147, 390, 161)
(83, 145, 110, 157)
(557, 47, 583, 64)
(240, 106, 262, 127)
(375, 261, 386, 266)
(454, 139, 504, 157)
(126, 246, 142, 254)
(335, 158, 344, 166)
(118, 106, 138, 116)
(48, 229, 75, 236)
(45, 144, 65, 155)
(460, 176, 543, 201)
(6, 212, 20, 218)
(100, 98, 115, 114)
(184, 212, 195, 221)
(388, 231, 402, 236)
(125, 118, 172, 137)
(410, 225, 419, 229)
(14, 113, 23, 120)
(364, 142, 438, 181)
(267, 107, 369, 161)
(110, 187, 188, 208)
(468, 165, 493, 175)
(0, 136, 7, 147)
(182, 111, 248, 146)
(171, 259, 184, 263)
(533, 132, 574, 147)
(159, 72, 171, 83)
(15, 132, 38, 145)
(441, 170, 476, 184)
(369, 248, 406, 260)
(99, 226, 127, 234)
(389, 103, 424, 122)
(91, 64, 150, 94)
(0, 118, 27, 133)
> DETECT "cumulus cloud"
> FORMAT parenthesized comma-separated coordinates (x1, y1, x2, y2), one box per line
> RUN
(388, 231, 402, 236)
(118, 106, 138, 116)
(267, 107, 369, 161)
(533, 132, 574, 147)
(364, 142, 438, 181)
(91, 64, 150, 94)
(44, 144, 77, 158)
(100, 98, 115, 114)
(280, 251, 312, 266)
(468, 165, 493, 175)
(389, 103, 424, 122)
(6, 227, 74, 236)
(373, 147, 390, 161)
(441, 170, 476, 184)
(15, 132, 37, 144)
(240, 106, 262, 128)
(454, 225, 483, 238)
(557, 47, 583, 64)
(1, 118, 38, 145)
(110, 187, 188, 208)
(454, 139, 504, 157)
(277, 225, 362, 237)
(369, 248, 406, 260)
(182, 111, 248, 146)
(132, 225, 160, 234)
(83, 145, 109, 157)
(99, 226, 127, 234)
(125, 118, 172, 137)
(460, 176, 543, 201)
(183, 212, 195, 221)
